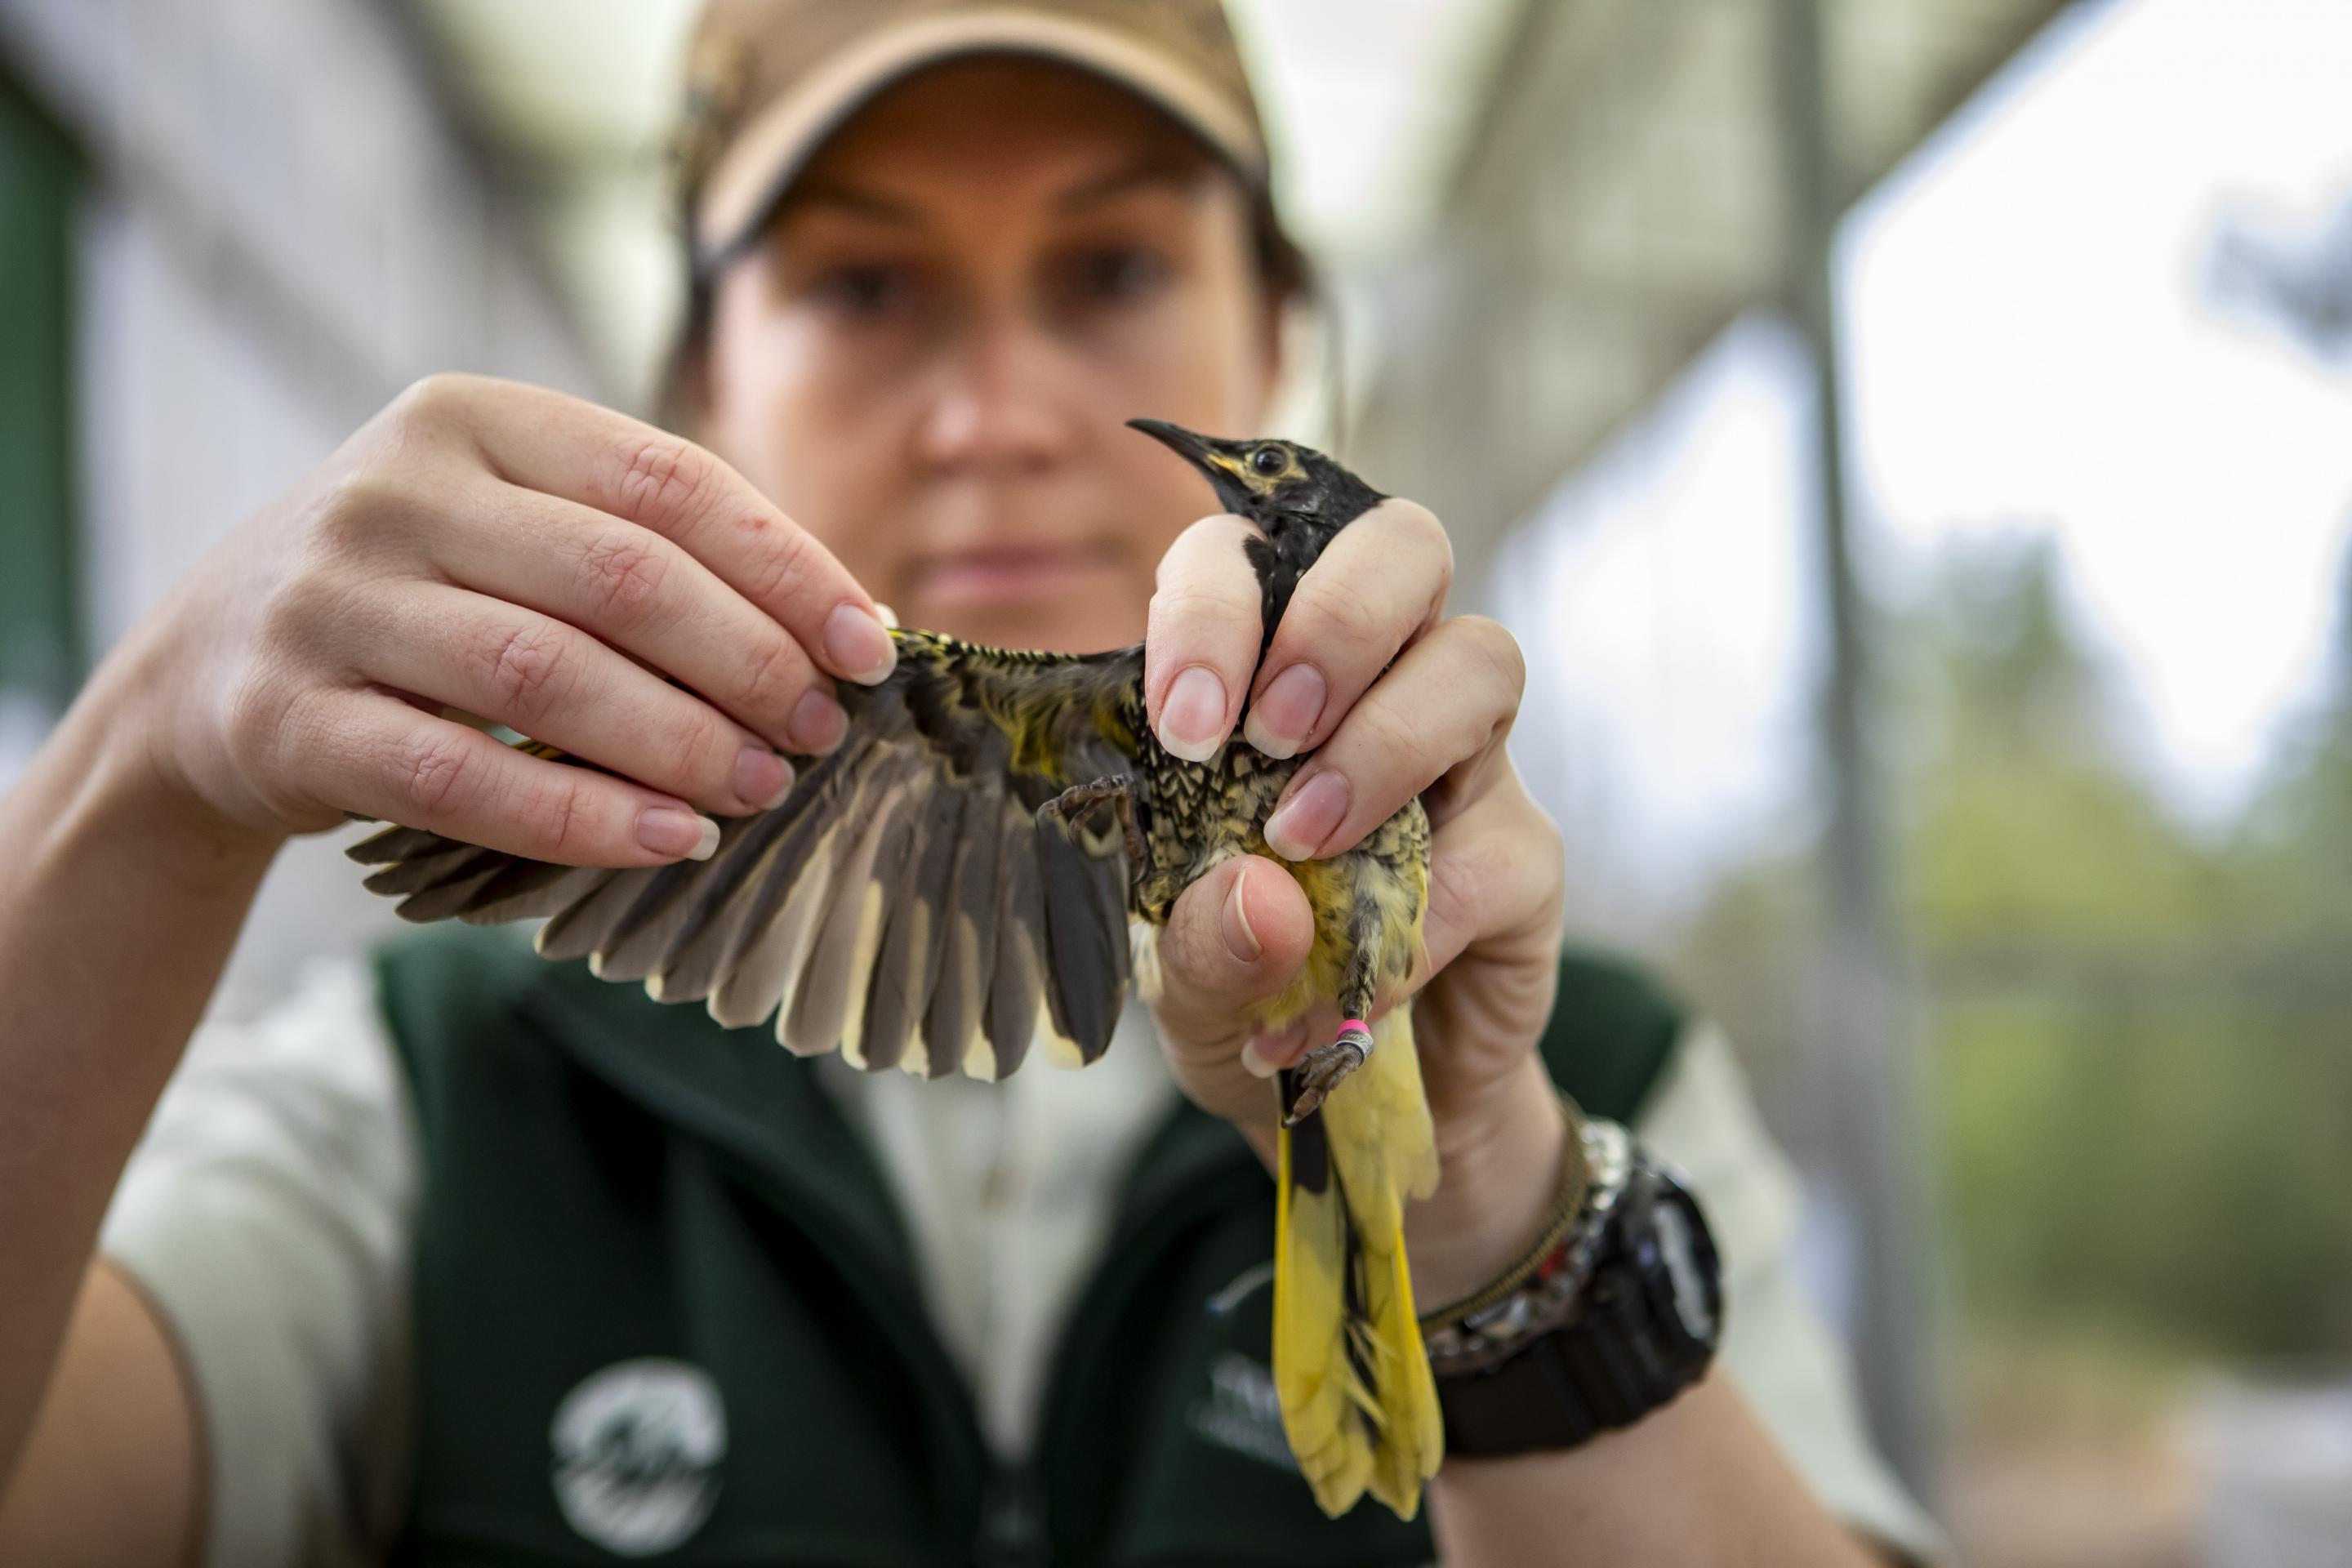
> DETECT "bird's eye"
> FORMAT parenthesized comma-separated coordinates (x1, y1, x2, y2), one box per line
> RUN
(1250, 446, 1287, 478)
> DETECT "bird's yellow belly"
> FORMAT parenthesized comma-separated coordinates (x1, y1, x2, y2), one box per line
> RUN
(1250, 816, 1428, 1031)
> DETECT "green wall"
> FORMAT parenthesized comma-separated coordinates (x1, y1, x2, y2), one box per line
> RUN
(0, 60, 82, 706)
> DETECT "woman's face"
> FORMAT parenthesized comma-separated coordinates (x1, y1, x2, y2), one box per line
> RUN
(701, 59, 1283, 653)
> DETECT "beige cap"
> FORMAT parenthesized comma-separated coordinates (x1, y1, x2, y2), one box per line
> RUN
(673, 0, 1274, 278)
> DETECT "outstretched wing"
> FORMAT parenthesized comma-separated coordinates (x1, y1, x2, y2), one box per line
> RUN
(347, 629, 1147, 1080)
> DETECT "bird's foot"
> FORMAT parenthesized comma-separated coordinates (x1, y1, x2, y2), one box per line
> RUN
(1039, 776, 1147, 865)
(1282, 1020, 1374, 1126)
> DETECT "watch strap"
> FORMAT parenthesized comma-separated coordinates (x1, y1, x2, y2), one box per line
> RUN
(1434, 1158, 1722, 1458)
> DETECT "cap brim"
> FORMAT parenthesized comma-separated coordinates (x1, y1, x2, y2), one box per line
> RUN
(693, 6, 1267, 276)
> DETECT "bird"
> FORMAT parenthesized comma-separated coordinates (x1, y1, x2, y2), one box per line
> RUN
(346, 420, 1444, 1519)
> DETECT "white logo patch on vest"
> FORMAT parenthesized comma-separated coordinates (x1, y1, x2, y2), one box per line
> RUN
(550, 1359, 727, 1557)
(1188, 1352, 1298, 1472)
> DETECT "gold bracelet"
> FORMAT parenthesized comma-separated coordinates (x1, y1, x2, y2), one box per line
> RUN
(1418, 1091, 1592, 1331)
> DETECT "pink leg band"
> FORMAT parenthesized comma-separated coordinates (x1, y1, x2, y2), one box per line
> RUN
(1339, 1018, 1370, 1035)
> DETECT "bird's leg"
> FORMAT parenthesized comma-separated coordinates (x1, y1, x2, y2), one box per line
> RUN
(1281, 927, 1380, 1127)
(1039, 775, 1147, 867)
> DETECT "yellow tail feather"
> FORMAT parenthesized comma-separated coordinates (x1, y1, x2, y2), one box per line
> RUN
(1272, 1009, 1443, 1518)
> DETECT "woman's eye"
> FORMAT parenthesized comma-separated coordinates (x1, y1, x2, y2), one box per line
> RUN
(808, 262, 916, 319)
(1060, 245, 1170, 306)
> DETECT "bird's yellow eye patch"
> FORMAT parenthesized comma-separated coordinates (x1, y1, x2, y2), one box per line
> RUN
(1203, 452, 1262, 493)
(1209, 444, 1297, 494)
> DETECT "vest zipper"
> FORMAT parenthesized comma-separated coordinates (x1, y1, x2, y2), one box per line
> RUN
(973, 1462, 1050, 1568)
(1031, 1154, 1267, 1558)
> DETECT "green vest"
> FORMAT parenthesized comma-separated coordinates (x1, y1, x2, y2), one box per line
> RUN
(377, 927, 1682, 1566)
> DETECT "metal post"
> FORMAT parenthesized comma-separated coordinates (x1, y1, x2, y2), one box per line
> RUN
(1771, 0, 1940, 1504)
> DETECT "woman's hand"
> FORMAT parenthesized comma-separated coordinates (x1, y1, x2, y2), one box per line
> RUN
(1139, 497, 1570, 1307)
(108, 374, 898, 867)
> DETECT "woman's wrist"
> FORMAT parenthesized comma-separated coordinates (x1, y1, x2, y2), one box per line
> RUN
(36, 648, 287, 898)
(1406, 1055, 1572, 1307)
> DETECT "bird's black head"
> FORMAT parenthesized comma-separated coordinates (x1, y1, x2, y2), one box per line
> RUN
(1129, 420, 1386, 533)
(1129, 420, 1390, 656)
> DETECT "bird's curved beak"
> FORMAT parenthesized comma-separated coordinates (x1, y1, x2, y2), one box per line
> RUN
(1129, 418, 1257, 515)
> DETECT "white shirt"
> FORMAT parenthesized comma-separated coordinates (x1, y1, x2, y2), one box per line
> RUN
(100, 956, 1944, 1566)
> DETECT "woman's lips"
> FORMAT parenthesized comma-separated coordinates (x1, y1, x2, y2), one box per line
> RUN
(911, 543, 1123, 608)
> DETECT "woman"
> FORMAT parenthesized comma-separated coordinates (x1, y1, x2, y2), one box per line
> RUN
(0, 1, 1936, 1561)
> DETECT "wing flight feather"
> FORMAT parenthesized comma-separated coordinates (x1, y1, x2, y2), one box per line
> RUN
(347, 629, 1145, 1080)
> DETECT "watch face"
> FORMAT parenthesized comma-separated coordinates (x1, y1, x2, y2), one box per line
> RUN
(1652, 1196, 1718, 1343)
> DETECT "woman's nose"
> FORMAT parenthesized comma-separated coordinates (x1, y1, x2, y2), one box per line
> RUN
(912, 309, 1082, 475)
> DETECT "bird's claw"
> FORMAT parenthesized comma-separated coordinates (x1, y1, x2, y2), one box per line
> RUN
(1282, 1024, 1373, 1125)
(1039, 777, 1147, 866)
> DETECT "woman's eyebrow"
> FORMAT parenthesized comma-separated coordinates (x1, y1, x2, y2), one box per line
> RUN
(778, 157, 1208, 229)
(1053, 157, 1210, 214)
(783, 179, 923, 225)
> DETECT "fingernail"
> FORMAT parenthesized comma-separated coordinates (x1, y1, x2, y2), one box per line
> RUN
(735, 746, 793, 810)
(1243, 663, 1326, 759)
(1222, 871, 1262, 963)
(1264, 771, 1348, 862)
(786, 687, 849, 754)
(639, 806, 720, 860)
(1242, 1020, 1307, 1078)
(1160, 666, 1229, 762)
(825, 604, 897, 685)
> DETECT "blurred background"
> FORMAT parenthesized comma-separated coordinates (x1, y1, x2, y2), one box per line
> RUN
(4, 0, 2350, 1561)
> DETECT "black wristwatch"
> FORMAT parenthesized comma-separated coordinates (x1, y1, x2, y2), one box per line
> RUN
(1428, 1133, 1723, 1458)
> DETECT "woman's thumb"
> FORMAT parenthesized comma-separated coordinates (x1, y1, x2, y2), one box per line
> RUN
(1149, 854, 1313, 1054)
